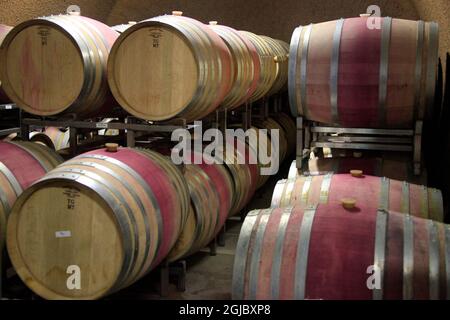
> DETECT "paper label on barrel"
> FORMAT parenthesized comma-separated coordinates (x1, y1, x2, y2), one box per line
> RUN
(55, 231, 72, 238)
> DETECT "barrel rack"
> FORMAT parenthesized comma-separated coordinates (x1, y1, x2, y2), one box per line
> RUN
(0, 103, 20, 138)
(296, 117, 423, 175)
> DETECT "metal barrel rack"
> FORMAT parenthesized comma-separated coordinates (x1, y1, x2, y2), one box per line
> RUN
(295, 116, 423, 175)
(0, 103, 20, 138)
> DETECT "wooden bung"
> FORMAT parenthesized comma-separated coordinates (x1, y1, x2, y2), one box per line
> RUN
(350, 169, 363, 177)
(105, 143, 119, 152)
(172, 11, 183, 16)
(209, 21, 218, 25)
(341, 198, 357, 209)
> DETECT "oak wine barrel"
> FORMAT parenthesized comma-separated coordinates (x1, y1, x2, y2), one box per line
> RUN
(30, 127, 70, 151)
(0, 14, 119, 117)
(260, 36, 289, 96)
(107, 11, 233, 122)
(289, 17, 439, 128)
(0, 24, 13, 103)
(0, 141, 63, 248)
(168, 164, 221, 261)
(7, 145, 190, 299)
(239, 31, 288, 102)
(217, 137, 259, 216)
(272, 113, 296, 156)
(271, 173, 443, 221)
(168, 157, 234, 261)
(185, 152, 234, 235)
(233, 205, 450, 299)
(209, 22, 260, 110)
(252, 117, 288, 164)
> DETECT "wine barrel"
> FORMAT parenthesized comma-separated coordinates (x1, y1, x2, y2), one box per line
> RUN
(0, 141, 62, 248)
(271, 173, 443, 221)
(30, 127, 70, 151)
(260, 36, 289, 96)
(0, 24, 13, 103)
(252, 117, 288, 164)
(272, 113, 296, 155)
(168, 156, 233, 261)
(186, 152, 234, 233)
(288, 156, 427, 185)
(209, 22, 260, 110)
(239, 31, 288, 102)
(107, 11, 233, 122)
(7, 145, 190, 299)
(168, 165, 221, 261)
(232, 205, 450, 299)
(29, 132, 55, 150)
(289, 17, 439, 128)
(217, 137, 259, 215)
(0, 14, 119, 117)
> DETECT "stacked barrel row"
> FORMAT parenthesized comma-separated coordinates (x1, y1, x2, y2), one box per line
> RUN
(233, 168, 449, 300)
(0, 12, 289, 121)
(231, 15, 448, 300)
(233, 153, 450, 300)
(4, 116, 297, 299)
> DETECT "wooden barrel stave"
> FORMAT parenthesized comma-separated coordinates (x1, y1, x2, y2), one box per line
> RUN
(134, 148, 191, 228)
(271, 173, 443, 221)
(233, 205, 450, 299)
